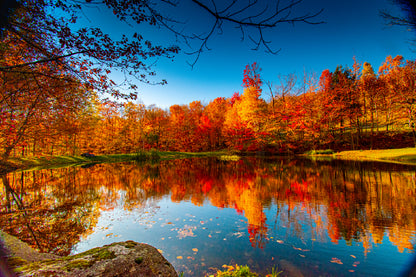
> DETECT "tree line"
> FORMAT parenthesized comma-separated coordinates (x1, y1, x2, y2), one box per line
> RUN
(1, 55, 415, 159)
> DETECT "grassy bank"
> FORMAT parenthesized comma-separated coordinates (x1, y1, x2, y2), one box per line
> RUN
(3, 147, 416, 174)
(1, 151, 228, 173)
(332, 147, 416, 164)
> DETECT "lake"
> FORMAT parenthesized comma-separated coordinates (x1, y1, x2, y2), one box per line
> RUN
(1, 157, 415, 276)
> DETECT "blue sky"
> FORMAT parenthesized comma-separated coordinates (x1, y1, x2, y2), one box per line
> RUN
(85, 0, 415, 108)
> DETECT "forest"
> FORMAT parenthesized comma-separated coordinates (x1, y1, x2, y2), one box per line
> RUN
(1, 53, 416, 159)
(1, 1, 415, 160)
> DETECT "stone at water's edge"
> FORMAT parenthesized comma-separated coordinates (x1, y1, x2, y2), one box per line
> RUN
(0, 231, 178, 277)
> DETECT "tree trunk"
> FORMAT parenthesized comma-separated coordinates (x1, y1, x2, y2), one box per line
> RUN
(2, 146, 14, 160)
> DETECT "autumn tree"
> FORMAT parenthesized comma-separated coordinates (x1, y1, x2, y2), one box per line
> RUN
(223, 63, 268, 151)
(120, 102, 146, 152)
(379, 55, 416, 145)
(223, 96, 255, 151)
(359, 62, 382, 148)
(203, 97, 228, 150)
(143, 105, 169, 149)
(243, 62, 263, 90)
(0, 33, 92, 158)
(317, 69, 334, 141)
(264, 74, 299, 151)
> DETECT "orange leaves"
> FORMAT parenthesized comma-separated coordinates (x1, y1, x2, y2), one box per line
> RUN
(242, 62, 262, 92)
(330, 257, 343, 264)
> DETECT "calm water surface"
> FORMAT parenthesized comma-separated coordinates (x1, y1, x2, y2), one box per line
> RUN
(1, 157, 415, 276)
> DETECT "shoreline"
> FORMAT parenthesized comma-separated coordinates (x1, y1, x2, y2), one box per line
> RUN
(332, 147, 416, 165)
(1, 147, 415, 175)
(0, 151, 227, 174)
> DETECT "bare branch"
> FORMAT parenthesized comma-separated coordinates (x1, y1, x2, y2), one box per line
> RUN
(380, 0, 416, 28)
(181, 0, 323, 66)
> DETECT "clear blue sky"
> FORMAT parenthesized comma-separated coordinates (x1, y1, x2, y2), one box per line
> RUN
(85, 0, 415, 108)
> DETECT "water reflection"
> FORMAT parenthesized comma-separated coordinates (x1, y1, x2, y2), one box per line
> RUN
(1, 158, 415, 275)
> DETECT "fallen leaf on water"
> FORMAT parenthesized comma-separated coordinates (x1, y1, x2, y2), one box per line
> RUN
(330, 258, 343, 265)
(293, 247, 310, 252)
(177, 256, 183, 259)
(276, 240, 284, 244)
(192, 248, 198, 252)
(177, 225, 197, 239)
(349, 270, 355, 273)
(187, 256, 195, 260)
(350, 255, 356, 259)
(105, 233, 113, 237)
(299, 254, 306, 258)
(232, 232, 244, 238)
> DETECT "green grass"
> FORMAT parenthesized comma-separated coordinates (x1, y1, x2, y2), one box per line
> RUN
(334, 147, 416, 164)
(5, 150, 228, 172)
(7, 147, 416, 172)
(304, 149, 334, 155)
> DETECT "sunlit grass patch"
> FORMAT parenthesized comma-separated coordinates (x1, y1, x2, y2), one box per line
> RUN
(335, 147, 416, 164)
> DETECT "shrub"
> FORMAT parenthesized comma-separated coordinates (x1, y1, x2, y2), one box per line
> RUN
(305, 149, 334, 155)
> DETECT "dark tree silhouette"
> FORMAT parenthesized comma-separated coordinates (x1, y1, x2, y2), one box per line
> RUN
(0, 0, 324, 97)
(381, 0, 416, 29)
(380, 0, 416, 46)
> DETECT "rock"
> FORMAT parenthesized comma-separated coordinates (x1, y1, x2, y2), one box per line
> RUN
(0, 230, 58, 263)
(1, 231, 178, 277)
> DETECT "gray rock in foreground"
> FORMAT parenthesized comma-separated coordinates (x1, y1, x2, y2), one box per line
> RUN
(1, 231, 178, 277)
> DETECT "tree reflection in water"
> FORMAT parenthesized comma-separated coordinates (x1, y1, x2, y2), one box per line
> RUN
(0, 158, 415, 274)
